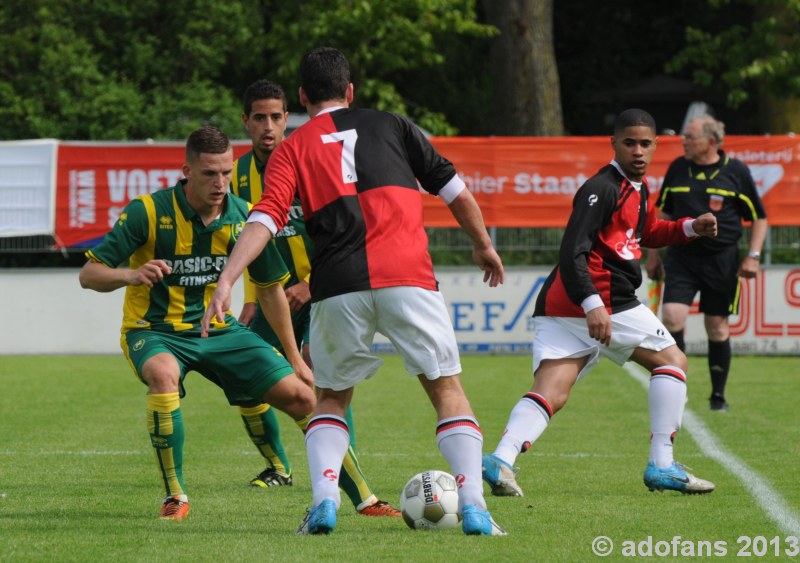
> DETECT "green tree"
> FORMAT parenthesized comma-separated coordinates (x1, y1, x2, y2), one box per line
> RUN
(0, 0, 262, 140)
(0, 0, 495, 139)
(667, 0, 800, 133)
(254, 0, 496, 135)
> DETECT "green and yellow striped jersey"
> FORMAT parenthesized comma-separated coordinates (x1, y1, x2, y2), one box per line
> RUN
(86, 180, 289, 334)
(231, 150, 312, 289)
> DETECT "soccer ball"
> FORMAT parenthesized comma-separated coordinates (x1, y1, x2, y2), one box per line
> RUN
(399, 469, 461, 530)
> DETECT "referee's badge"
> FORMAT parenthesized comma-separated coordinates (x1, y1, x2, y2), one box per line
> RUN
(709, 194, 724, 211)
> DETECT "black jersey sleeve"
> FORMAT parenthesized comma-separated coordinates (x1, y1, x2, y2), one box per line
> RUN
(393, 113, 457, 194)
(558, 175, 617, 306)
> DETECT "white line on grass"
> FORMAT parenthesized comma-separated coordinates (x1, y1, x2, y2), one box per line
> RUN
(623, 362, 800, 536)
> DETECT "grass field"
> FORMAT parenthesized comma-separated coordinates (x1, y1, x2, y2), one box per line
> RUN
(1, 354, 799, 561)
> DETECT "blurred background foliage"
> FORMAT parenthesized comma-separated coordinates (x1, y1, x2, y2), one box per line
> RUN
(2, 0, 799, 140)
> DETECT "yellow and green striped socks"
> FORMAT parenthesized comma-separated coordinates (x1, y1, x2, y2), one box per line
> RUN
(146, 392, 186, 497)
(239, 403, 291, 476)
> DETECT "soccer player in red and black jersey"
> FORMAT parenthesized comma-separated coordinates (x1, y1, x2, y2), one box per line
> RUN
(482, 109, 720, 498)
(232, 78, 401, 518)
(203, 47, 506, 536)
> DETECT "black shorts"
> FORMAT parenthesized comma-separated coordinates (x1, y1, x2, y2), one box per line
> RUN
(662, 245, 741, 316)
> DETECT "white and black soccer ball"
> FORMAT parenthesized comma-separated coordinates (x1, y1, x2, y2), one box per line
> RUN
(399, 469, 461, 530)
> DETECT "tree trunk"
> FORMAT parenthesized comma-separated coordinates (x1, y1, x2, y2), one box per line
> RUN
(757, 95, 800, 134)
(482, 0, 564, 135)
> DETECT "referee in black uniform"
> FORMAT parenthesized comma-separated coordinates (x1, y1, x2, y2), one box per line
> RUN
(646, 116, 767, 412)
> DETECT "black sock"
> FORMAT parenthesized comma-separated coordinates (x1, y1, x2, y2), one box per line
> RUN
(670, 331, 685, 352)
(708, 339, 731, 397)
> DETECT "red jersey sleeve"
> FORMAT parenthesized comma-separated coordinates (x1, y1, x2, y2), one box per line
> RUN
(640, 190, 693, 249)
(251, 143, 298, 232)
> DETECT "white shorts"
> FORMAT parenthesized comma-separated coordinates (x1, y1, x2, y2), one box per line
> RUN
(310, 286, 462, 391)
(532, 304, 675, 380)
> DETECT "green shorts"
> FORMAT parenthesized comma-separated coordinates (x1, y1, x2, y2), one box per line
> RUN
(250, 301, 310, 353)
(122, 325, 294, 406)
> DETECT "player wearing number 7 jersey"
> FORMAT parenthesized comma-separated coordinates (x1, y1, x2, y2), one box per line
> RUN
(232, 79, 400, 518)
(203, 46, 506, 536)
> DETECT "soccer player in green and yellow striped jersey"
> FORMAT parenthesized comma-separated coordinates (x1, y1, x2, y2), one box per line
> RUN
(80, 126, 316, 521)
(231, 79, 400, 517)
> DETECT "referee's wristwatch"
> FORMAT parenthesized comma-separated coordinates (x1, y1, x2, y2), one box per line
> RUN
(747, 251, 762, 261)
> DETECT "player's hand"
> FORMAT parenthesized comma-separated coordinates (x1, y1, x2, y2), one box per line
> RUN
(473, 245, 505, 287)
(238, 302, 257, 326)
(586, 306, 612, 346)
(738, 256, 760, 279)
(285, 280, 311, 311)
(128, 260, 171, 287)
(201, 281, 232, 338)
(692, 213, 718, 238)
(290, 357, 314, 389)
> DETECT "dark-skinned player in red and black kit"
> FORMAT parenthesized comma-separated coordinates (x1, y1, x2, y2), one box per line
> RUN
(482, 109, 720, 499)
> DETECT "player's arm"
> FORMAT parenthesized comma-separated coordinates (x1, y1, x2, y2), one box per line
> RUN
(398, 117, 503, 287)
(645, 208, 671, 280)
(641, 201, 717, 248)
(444, 185, 504, 287)
(238, 272, 258, 325)
(559, 182, 612, 307)
(79, 198, 166, 292)
(284, 279, 311, 311)
(79, 259, 171, 292)
(737, 165, 768, 278)
(585, 307, 612, 347)
(255, 281, 313, 389)
(204, 147, 297, 335)
(740, 217, 768, 278)
(560, 181, 615, 345)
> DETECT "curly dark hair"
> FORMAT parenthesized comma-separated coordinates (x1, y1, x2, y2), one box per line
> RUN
(243, 79, 287, 115)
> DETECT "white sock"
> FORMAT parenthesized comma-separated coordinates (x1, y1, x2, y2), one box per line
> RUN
(648, 366, 687, 469)
(305, 415, 349, 508)
(494, 393, 552, 466)
(436, 416, 485, 511)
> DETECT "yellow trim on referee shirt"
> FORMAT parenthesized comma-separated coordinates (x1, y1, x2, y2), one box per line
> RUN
(736, 194, 760, 221)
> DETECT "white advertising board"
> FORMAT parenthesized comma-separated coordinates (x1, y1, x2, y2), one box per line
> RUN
(0, 140, 57, 237)
(1, 267, 798, 355)
(374, 266, 800, 356)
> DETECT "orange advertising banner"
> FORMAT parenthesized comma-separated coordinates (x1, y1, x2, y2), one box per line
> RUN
(53, 136, 799, 247)
(424, 135, 800, 228)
